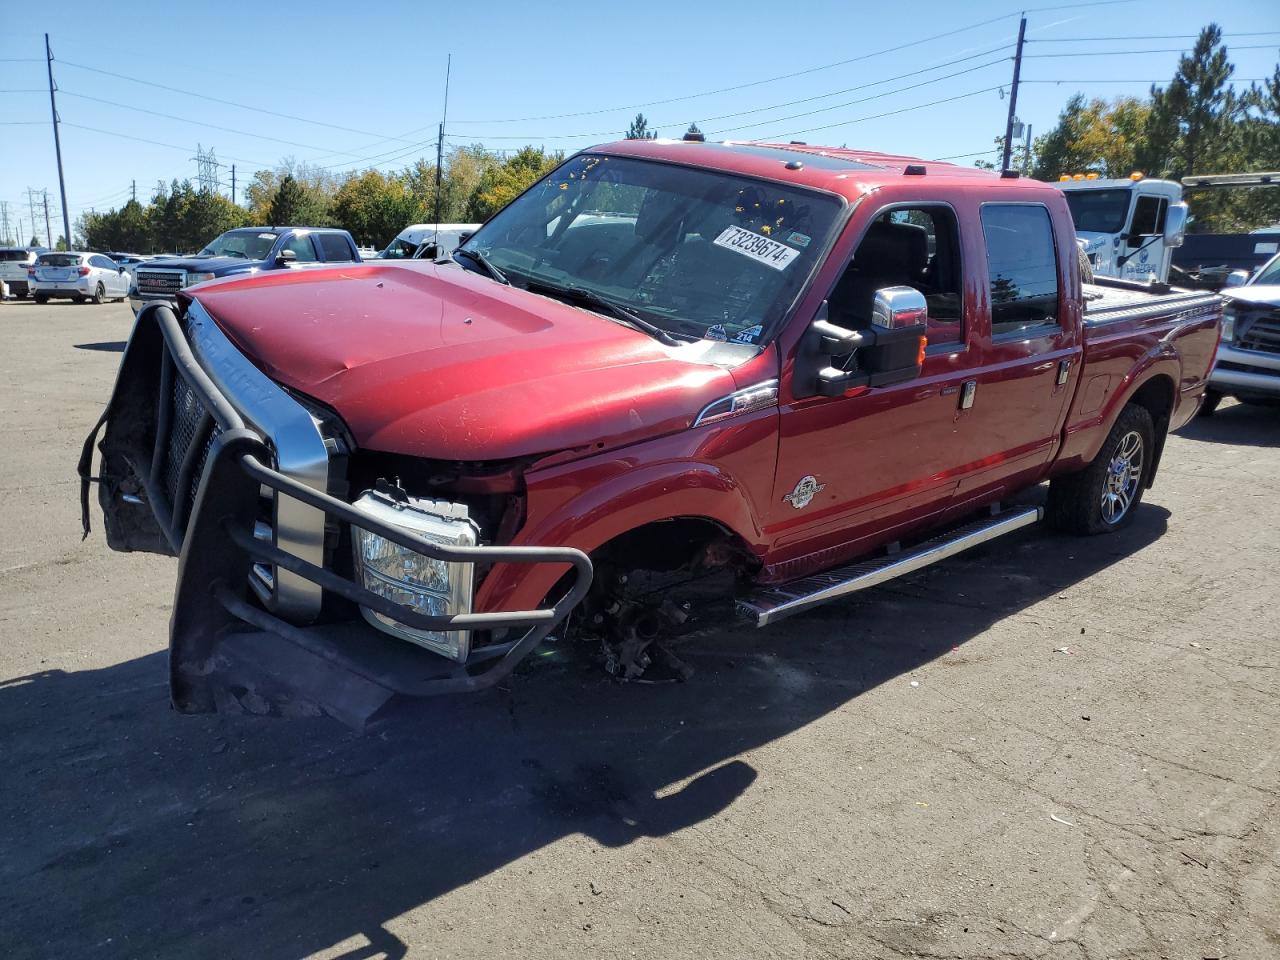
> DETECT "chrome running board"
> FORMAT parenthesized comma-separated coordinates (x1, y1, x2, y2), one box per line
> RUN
(737, 506, 1043, 627)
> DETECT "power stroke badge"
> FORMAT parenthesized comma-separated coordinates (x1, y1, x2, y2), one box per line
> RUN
(784, 475, 825, 510)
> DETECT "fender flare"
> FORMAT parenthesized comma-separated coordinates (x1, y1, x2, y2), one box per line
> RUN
(1062, 345, 1181, 476)
(475, 459, 765, 614)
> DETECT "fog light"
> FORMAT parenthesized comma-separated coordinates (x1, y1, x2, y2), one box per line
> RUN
(350, 491, 478, 661)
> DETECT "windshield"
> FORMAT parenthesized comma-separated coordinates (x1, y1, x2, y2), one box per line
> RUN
(1064, 188, 1133, 234)
(37, 254, 81, 267)
(1253, 254, 1280, 285)
(198, 230, 279, 260)
(380, 237, 418, 259)
(458, 153, 842, 344)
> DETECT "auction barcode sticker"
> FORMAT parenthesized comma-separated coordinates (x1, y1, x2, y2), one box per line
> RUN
(713, 225, 800, 271)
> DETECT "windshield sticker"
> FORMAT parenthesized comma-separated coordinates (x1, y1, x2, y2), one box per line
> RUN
(713, 225, 800, 271)
(705, 323, 729, 341)
(258, 233, 277, 240)
(787, 231, 811, 248)
(732, 324, 763, 345)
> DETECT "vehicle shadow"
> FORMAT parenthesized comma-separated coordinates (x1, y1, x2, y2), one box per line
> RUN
(73, 341, 128, 352)
(0, 504, 1169, 960)
(1175, 400, 1280, 447)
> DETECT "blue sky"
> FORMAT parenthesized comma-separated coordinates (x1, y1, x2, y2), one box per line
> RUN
(1, 0, 1276, 245)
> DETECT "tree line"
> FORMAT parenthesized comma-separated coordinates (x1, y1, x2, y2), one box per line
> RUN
(999, 24, 1279, 232)
(79, 144, 564, 254)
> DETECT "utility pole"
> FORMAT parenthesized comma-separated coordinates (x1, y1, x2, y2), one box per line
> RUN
(231, 165, 236, 205)
(43, 191, 53, 250)
(131, 179, 136, 203)
(27, 189, 39, 245)
(1001, 16, 1026, 173)
(0, 201, 9, 245)
(45, 34, 72, 254)
(432, 53, 452, 242)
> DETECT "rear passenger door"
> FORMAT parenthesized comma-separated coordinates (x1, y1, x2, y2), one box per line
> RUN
(958, 202, 1080, 501)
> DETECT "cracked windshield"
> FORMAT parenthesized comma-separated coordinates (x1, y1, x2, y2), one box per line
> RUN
(460, 153, 841, 344)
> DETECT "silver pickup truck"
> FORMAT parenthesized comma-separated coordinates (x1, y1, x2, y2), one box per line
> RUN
(1203, 252, 1280, 414)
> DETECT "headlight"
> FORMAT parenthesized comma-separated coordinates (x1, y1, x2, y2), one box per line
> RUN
(350, 490, 478, 661)
(1221, 307, 1236, 344)
(186, 272, 216, 285)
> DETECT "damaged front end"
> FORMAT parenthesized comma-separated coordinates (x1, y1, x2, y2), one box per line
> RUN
(79, 303, 592, 729)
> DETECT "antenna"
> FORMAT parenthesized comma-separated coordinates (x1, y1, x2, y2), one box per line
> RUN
(432, 53, 452, 252)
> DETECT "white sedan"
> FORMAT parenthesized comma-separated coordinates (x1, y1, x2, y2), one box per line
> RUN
(30, 252, 131, 304)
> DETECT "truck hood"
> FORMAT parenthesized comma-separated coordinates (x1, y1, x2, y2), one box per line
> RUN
(191, 262, 748, 460)
(142, 255, 266, 275)
(1224, 284, 1280, 307)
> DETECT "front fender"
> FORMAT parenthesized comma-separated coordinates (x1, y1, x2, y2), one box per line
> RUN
(475, 417, 776, 615)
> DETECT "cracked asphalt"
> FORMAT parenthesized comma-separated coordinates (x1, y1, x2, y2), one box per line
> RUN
(1, 299, 1277, 959)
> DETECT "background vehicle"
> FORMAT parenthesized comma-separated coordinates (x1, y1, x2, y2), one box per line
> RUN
(31, 252, 130, 304)
(84, 140, 1222, 728)
(129, 226, 361, 313)
(377, 223, 480, 261)
(0, 247, 49, 298)
(1056, 175, 1188, 282)
(1202, 250, 1280, 414)
(103, 252, 151, 282)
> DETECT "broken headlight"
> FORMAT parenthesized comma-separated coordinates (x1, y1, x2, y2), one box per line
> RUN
(350, 490, 478, 661)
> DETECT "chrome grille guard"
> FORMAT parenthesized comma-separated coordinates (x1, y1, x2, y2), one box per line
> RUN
(79, 304, 593, 728)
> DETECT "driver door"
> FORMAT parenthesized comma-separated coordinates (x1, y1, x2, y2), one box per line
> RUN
(767, 203, 981, 572)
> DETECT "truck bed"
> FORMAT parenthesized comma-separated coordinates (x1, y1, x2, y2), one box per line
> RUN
(1083, 280, 1221, 325)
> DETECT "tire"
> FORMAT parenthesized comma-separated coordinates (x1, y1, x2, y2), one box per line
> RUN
(1077, 245, 1094, 285)
(33, 294, 48, 304)
(1197, 389, 1223, 418)
(90, 284, 105, 305)
(1047, 403, 1154, 535)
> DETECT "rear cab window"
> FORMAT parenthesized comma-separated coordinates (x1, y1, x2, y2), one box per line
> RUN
(316, 233, 355, 262)
(980, 204, 1060, 338)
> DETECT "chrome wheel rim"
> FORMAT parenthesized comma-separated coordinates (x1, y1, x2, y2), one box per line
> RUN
(1101, 430, 1143, 525)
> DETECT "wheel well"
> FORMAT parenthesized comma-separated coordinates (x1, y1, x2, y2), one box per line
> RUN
(591, 517, 756, 575)
(1127, 374, 1175, 488)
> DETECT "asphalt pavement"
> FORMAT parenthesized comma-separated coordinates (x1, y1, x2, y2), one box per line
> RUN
(1, 299, 1276, 959)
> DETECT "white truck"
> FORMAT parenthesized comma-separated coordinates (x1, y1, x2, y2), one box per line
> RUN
(1056, 176, 1188, 283)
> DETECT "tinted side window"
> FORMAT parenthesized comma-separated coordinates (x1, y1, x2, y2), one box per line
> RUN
(1130, 196, 1167, 236)
(281, 234, 318, 262)
(316, 233, 354, 261)
(980, 204, 1059, 338)
(91, 255, 114, 269)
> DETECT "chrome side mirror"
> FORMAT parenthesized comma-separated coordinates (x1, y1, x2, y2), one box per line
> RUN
(1224, 270, 1249, 288)
(1164, 203, 1188, 248)
(871, 285, 929, 329)
(276, 249, 298, 266)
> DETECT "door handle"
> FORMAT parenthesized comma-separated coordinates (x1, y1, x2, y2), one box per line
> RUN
(1056, 359, 1072, 386)
(959, 380, 977, 410)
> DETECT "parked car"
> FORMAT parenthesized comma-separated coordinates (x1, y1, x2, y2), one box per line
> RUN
(129, 226, 361, 314)
(81, 139, 1222, 728)
(103, 252, 151, 281)
(376, 223, 480, 261)
(0, 246, 48, 299)
(30, 251, 130, 304)
(1201, 250, 1280, 414)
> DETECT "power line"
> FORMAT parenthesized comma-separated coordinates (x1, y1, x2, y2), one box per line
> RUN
(750, 85, 1005, 143)
(1031, 32, 1280, 41)
(449, 12, 1026, 125)
(55, 59, 424, 145)
(1025, 43, 1279, 58)
(1022, 77, 1269, 83)
(60, 121, 269, 167)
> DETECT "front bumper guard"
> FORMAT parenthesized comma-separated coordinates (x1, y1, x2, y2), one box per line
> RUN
(80, 304, 593, 728)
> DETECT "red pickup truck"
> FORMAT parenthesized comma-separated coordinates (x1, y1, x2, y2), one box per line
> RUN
(81, 139, 1222, 728)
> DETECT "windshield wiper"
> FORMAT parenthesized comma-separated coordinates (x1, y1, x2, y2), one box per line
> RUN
(525, 279, 681, 347)
(451, 248, 509, 285)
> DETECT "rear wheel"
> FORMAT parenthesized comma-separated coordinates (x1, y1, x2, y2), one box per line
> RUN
(90, 283, 105, 305)
(1047, 403, 1154, 535)
(1197, 389, 1223, 418)
(33, 294, 48, 304)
